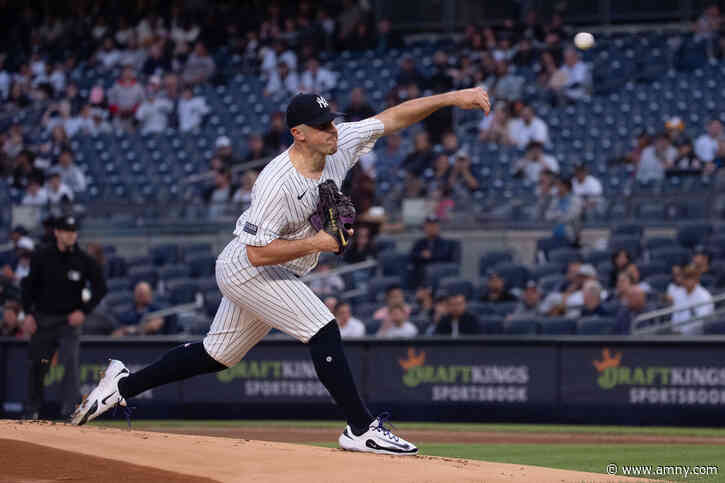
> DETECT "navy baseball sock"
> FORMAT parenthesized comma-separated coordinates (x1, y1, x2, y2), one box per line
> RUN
(308, 320, 374, 436)
(118, 342, 226, 399)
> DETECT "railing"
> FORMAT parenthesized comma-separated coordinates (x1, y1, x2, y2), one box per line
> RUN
(632, 291, 725, 335)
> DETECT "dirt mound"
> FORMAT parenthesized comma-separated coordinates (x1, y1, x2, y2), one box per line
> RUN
(0, 420, 651, 483)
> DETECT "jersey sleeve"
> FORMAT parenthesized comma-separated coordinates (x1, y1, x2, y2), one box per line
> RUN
(335, 118, 385, 170)
(235, 180, 288, 246)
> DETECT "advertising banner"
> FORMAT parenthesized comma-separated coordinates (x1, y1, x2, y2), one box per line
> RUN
(562, 346, 725, 407)
(366, 344, 557, 404)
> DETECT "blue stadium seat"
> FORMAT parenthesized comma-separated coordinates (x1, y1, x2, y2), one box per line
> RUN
(650, 246, 691, 268)
(438, 277, 473, 299)
(704, 320, 725, 335)
(106, 256, 127, 279)
(166, 278, 199, 305)
(577, 317, 617, 335)
(539, 274, 565, 294)
(503, 319, 540, 335)
(126, 256, 153, 270)
(676, 222, 713, 249)
(489, 262, 529, 290)
(159, 264, 192, 281)
(584, 250, 612, 267)
(638, 260, 669, 279)
(106, 278, 131, 292)
(609, 236, 641, 260)
(540, 317, 577, 335)
(127, 265, 159, 289)
(529, 263, 563, 280)
(150, 243, 180, 266)
(478, 250, 514, 276)
(479, 317, 504, 334)
(379, 250, 408, 278)
(548, 248, 581, 266)
(103, 290, 133, 308)
(204, 289, 222, 317)
(424, 263, 460, 292)
(367, 276, 402, 303)
(183, 243, 213, 258)
(188, 255, 216, 278)
(645, 237, 677, 253)
(612, 223, 644, 239)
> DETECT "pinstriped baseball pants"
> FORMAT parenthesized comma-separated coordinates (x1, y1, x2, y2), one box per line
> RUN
(202, 240, 333, 367)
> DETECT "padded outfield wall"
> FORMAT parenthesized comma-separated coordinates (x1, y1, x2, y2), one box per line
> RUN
(2, 336, 725, 425)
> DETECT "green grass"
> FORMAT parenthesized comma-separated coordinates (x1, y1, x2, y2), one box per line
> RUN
(311, 442, 724, 481)
(91, 419, 725, 438)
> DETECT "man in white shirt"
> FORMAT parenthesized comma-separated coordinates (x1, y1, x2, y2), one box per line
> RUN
(377, 305, 418, 338)
(335, 302, 366, 339)
(45, 172, 74, 205)
(572, 163, 603, 214)
(694, 119, 723, 168)
(507, 105, 549, 149)
(557, 48, 591, 102)
(21, 177, 48, 206)
(136, 80, 174, 135)
(300, 57, 337, 94)
(513, 141, 559, 183)
(637, 134, 676, 183)
(49, 150, 86, 193)
(178, 87, 209, 132)
(264, 61, 300, 97)
(308, 259, 345, 296)
(671, 264, 714, 335)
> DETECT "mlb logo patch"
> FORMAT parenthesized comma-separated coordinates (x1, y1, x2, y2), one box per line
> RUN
(244, 222, 258, 235)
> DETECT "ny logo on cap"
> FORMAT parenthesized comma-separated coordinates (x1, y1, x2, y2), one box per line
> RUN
(316, 96, 328, 109)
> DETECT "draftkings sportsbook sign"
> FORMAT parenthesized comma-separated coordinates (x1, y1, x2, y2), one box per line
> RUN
(562, 347, 725, 406)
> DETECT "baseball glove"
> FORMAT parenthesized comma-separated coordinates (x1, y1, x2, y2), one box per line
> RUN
(309, 179, 356, 255)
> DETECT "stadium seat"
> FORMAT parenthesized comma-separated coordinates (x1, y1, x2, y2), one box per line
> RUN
(548, 248, 581, 266)
(609, 236, 642, 259)
(166, 278, 199, 305)
(704, 320, 725, 335)
(650, 246, 691, 268)
(106, 256, 127, 279)
(159, 264, 192, 281)
(204, 289, 222, 317)
(676, 222, 713, 249)
(583, 250, 612, 267)
(479, 317, 504, 334)
(503, 319, 540, 335)
(438, 277, 474, 299)
(188, 254, 216, 278)
(379, 250, 408, 278)
(529, 262, 563, 280)
(150, 243, 180, 266)
(645, 274, 671, 293)
(489, 262, 529, 290)
(424, 263, 460, 292)
(538, 274, 565, 294)
(645, 237, 677, 253)
(103, 290, 133, 308)
(478, 250, 514, 276)
(577, 317, 617, 335)
(638, 260, 668, 279)
(612, 223, 644, 239)
(127, 265, 159, 289)
(540, 317, 577, 335)
(106, 278, 131, 292)
(126, 255, 153, 270)
(366, 276, 402, 303)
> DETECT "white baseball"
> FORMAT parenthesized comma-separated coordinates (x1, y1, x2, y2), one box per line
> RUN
(574, 32, 595, 50)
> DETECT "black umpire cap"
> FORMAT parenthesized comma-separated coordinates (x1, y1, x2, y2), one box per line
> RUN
(286, 93, 345, 129)
(55, 215, 79, 232)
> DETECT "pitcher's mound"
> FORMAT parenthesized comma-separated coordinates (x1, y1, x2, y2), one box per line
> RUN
(0, 420, 647, 482)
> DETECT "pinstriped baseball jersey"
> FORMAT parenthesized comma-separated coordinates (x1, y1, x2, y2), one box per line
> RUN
(203, 117, 385, 365)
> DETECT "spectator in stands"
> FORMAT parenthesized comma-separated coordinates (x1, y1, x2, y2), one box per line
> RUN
(88, 107, 113, 135)
(232, 169, 258, 208)
(478, 103, 510, 144)
(609, 249, 633, 288)
(21, 175, 48, 206)
(507, 280, 543, 319)
(665, 264, 684, 305)
(142, 42, 172, 77)
(513, 142, 559, 183)
(448, 149, 480, 201)
(487, 60, 524, 102)
(119, 35, 146, 72)
(215, 136, 241, 167)
(432, 292, 479, 336)
(507, 105, 550, 149)
(580, 280, 610, 317)
(95, 37, 121, 70)
(50, 149, 86, 194)
(409, 216, 456, 288)
(427, 153, 451, 196)
(136, 77, 173, 135)
(545, 177, 582, 244)
(375, 18, 403, 53)
(178, 86, 210, 132)
(411, 286, 435, 327)
(551, 47, 591, 104)
(535, 169, 558, 219)
(625, 262, 651, 293)
(244, 133, 271, 162)
(111, 282, 165, 336)
(377, 304, 418, 338)
(300, 57, 336, 93)
(343, 225, 378, 264)
(308, 258, 345, 296)
(345, 88, 376, 122)
(45, 172, 73, 207)
(4, 236, 34, 286)
(182, 42, 216, 85)
(481, 269, 516, 303)
(323, 296, 338, 313)
(264, 112, 293, 152)
(1, 299, 25, 337)
(373, 285, 411, 331)
(613, 286, 647, 334)
(204, 168, 236, 217)
(694, 119, 724, 172)
(572, 163, 603, 215)
(335, 301, 365, 338)
(691, 246, 712, 277)
(542, 263, 594, 317)
(396, 55, 425, 87)
(264, 61, 300, 97)
(402, 131, 435, 177)
(108, 67, 145, 130)
(637, 134, 676, 183)
(671, 264, 714, 334)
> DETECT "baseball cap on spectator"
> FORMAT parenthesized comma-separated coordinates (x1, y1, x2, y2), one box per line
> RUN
(525, 280, 538, 289)
(665, 116, 685, 131)
(56, 215, 79, 232)
(11, 226, 28, 237)
(424, 215, 439, 224)
(215, 136, 231, 149)
(693, 245, 711, 259)
(577, 264, 597, 278)
(286, 93, 345, 129)
(16, 237, 34, 251)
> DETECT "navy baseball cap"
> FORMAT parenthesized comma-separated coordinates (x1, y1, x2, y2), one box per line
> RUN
(56, 215, 79, 232)
(286, 93, 345, 129)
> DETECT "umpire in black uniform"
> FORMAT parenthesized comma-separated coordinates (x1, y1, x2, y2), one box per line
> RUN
(21, 215, 107, 418)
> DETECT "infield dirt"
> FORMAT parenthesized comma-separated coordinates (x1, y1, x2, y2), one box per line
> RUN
(0, 420, 657, 482)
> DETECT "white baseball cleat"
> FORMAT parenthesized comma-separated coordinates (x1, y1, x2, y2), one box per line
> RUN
(338, 413, 418, 455)
(70, 359, 129, 426)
